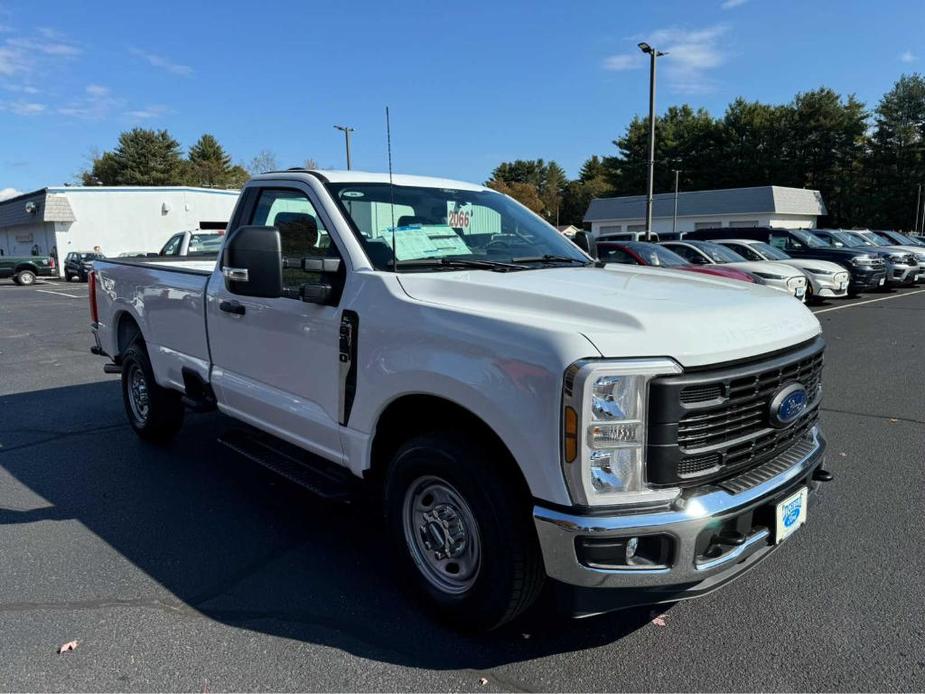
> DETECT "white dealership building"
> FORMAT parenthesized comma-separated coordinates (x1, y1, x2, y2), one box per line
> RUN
(0, 186, 239, 274)
(584, 185, 827, 237)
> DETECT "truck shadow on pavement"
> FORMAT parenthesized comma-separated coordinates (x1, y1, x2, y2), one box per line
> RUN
(0, 381, 658, 670)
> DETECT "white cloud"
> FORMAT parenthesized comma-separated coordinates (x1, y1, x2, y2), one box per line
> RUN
(721, 0, 749, 8)
(602, 54, 643, 71)
(604, 25, 730, 94)
(2, 100, 45, 115)
(124, 104, 169, 120)
(0, 187, 23, 201)
(130, 48, 192, 77)
(57, 84, 122, 119)
(900, 50, 918, 63)
(6, 36, 80, 57)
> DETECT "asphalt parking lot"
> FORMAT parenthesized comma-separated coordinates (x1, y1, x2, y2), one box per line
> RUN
(1, 279, 924, 692)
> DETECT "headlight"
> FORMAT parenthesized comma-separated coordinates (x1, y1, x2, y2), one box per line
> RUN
(888, 254, 906, 263)
(806, 267, 834, 275)
(752, 271, 785, 280)
(851, 255, 876, 266)
(562, 359, 681, 507)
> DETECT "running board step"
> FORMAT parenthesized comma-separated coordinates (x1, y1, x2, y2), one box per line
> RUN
(217, 429, 356, 501)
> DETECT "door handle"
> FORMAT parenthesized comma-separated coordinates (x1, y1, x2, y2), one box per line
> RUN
(219, 300, 246, 316)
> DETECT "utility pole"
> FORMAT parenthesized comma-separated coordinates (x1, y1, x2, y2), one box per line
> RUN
(333, 125, 355, 170)
(672, 169, 681, 237)
(638, 42, 667, 242)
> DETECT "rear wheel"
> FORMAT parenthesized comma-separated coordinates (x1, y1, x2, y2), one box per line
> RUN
(120, 342, 184, 442)
(385, 432, 544, 631)
(15, 270, 35, 286)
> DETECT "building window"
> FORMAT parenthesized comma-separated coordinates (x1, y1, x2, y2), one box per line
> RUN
(729, 220, 759, 227)
(627, 224, 646, 232)
(599, 224, 622, 234)
(693, 222, 719, 230)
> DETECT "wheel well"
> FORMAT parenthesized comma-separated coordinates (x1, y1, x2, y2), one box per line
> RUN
(367, 394, 532, 499)
(14, 263, 37, 274)
(116, 312, 143, 357)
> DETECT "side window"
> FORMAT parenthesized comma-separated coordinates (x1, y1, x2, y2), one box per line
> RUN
(724, 243, 761, 261)
(161, 235, 182, 256)
(598, 247, 635, 264)
(668, 244, 699, 263)
(769, 234, 789, 250)
(250, 188, 339, 291)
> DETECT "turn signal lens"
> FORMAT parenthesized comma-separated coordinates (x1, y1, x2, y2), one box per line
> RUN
(564, 406, 578, 463)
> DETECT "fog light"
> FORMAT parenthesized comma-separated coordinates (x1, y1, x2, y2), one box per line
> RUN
(626, 536, 639, 559)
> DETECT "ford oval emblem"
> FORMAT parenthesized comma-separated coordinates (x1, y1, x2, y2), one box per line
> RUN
(769, 383, 808, 428)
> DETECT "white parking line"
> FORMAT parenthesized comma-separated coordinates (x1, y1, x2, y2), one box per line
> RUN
(813, 288, 925, 314)
(35, 289, 84, 299)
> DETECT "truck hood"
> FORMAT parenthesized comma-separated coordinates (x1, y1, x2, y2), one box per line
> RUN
(397, 266, 820, 368)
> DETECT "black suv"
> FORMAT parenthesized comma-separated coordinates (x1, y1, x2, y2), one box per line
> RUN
(64, 251, 104, 282)
(684, 227, 887, 294)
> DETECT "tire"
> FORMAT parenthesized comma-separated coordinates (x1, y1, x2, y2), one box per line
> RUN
(384, 432, 544, 631)
(804, 283, 816, 304)
(79, 272, 88, 283)
(64, 271, 73, 282)
(15, 270, 35, 286)
(120, 342, 185, 442)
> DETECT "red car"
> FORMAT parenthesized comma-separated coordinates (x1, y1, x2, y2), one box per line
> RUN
(596, 241, 757, 283)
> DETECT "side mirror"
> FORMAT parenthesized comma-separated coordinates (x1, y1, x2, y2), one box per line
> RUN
(222, 225, 283, 298)
(573, 231, 596, 258)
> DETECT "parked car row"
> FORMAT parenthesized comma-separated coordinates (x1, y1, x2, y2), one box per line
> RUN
(580, 225, 924, 302)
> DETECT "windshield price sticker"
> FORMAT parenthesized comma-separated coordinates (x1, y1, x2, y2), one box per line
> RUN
(447, 202, 473, 230)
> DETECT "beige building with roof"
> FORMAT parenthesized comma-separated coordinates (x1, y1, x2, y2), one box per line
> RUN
(0, 186, 239, 274)
(584, 185, 827, 238)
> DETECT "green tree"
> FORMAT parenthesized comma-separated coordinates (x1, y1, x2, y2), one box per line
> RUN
(864, 74, 925, 229)
(486, 179, 545, 214)
(186, 133, 234, 187)
(107, 129, 184, 185)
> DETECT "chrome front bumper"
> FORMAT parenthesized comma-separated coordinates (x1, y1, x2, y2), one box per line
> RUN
(533, 425, 826, 596)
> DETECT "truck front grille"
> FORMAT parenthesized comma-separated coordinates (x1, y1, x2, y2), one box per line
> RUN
(646, 336, 825, 488)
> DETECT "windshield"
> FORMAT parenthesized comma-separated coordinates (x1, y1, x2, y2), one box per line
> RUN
(844, 232, 876, 246)
(624, 242, 687, 266)
(859, 231, 892, 246)
(326, 182, 588, 271)
(790, 229, 828, 248)
(882, 231, 919, 245)
(824, 231, 865, 248)
(694, 242, 748, 263)
(750, 242, 791, 260)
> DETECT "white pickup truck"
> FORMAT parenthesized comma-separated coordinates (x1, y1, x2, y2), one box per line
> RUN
(90, 170, 832, 630)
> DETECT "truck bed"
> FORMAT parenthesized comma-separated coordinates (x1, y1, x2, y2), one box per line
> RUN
(93, 257, 216, 391)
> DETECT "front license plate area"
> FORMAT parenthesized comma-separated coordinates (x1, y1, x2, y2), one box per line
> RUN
(775, 487, 808, 544)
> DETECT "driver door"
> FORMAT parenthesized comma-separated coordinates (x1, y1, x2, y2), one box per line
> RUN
(207, 184, 346, 463)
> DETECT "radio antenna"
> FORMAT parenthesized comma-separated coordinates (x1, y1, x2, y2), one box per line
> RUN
(386, 106, 397, 272)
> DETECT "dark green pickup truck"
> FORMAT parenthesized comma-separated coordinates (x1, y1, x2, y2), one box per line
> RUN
(0, 255, 56, 285)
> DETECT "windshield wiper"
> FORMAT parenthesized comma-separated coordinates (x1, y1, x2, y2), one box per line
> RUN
(511, 254, 593, 266)
(394, 258, 528, 272)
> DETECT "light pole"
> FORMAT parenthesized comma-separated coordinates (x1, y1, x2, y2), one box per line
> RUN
(916, 183, 923, 233)
(672, 169, 681, 236)
(638, 42, 666, 242)
(333, 125, 355, 170)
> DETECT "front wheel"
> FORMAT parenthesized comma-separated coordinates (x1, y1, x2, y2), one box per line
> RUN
(385, 433, 545, 631)
(120, 342, 185, 442)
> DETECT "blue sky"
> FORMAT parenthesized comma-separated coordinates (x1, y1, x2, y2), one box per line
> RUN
(1, 0, 923, 197)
